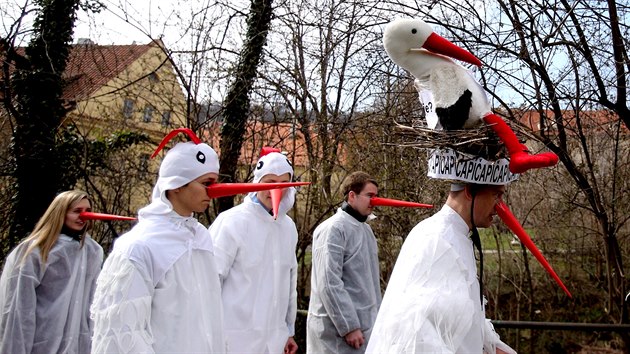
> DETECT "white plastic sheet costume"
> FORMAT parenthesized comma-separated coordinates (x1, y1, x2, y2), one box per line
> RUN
(366, 205, 515, 354)
(307, 208, 382, 354)
(208, 151, 298, 353)
(90, 140, 225, 353)
(0, 234, 103, 354)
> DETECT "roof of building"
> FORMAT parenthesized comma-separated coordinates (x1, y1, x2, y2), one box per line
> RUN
(513, 108, 627, 134)
(203, 120, 315, 169)
(62, 41, 162, 101)
(1, 40, 163, 102)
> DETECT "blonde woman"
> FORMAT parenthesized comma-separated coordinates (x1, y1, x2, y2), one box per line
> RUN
(0, 190, 104, 354)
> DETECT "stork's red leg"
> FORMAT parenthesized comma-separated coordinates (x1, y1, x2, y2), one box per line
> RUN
(483, 113, 558, 174)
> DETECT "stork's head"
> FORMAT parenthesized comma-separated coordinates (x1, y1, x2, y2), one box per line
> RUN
(383, 18, 482, 72)
(253, 147, 294, 219)
(383, 19, 433, 59)
(149, 128, 220, 206)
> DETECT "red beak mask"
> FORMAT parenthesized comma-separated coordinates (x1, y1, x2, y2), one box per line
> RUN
(79, 212, 136, 221)
(270, 188, 284, 220)
(369, 197, 433, 209)
(495, 201, 572, 297)
(206, 181, 309, 200)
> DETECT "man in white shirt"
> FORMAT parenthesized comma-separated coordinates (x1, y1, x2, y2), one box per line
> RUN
(209, 148, 299, 354)
(90, 129, 226, 353)
(307, 171, 382, 353)
(366, 182, 516, 354)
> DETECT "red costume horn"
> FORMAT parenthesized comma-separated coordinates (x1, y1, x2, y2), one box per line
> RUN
(495, 201, 571, 297)
(260, 147, 282, 157)
(207, 182, 310, 199)
(270, 188, 283, 220)
(369, 197, 433, 209)
(79, 212, 137, 221)
(151, 128, 201, 158)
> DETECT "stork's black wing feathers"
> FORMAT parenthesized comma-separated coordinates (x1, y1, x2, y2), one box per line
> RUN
(436, 90, 472, 130)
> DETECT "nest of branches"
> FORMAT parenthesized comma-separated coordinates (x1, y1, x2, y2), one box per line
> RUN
(394, 118, 534, 161)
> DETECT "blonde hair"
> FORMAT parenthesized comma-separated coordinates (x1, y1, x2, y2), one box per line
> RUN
(21, 190, 92, 264)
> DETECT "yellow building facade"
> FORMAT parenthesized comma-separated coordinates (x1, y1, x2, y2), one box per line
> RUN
(64, 39, 187, 140)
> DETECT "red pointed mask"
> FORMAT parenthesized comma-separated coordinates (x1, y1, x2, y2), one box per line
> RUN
(495, 201, 571, 297)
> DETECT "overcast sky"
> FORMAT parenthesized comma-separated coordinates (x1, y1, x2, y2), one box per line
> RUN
(74, 0, 169, 45)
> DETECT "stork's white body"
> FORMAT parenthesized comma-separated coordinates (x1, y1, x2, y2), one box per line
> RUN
(383, 19, 490, 129)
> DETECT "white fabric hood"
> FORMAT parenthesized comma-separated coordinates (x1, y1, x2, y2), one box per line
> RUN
(151, 141, 219, 212)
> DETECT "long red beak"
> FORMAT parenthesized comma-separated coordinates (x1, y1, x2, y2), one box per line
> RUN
(79, 212, 137, 221)
(207, 182, 310, 199)
(422, 32, 482, 67)
(270, 188, 283, 220)
(495, 201, 572, 298)
(369, 197, 433, 209)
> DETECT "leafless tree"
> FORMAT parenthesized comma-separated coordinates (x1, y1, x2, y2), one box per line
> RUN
(256, 0, 394, 304)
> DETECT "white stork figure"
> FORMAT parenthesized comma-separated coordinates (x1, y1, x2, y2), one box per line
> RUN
(383, 19, 571, 297)
(383, 18, 559, 174)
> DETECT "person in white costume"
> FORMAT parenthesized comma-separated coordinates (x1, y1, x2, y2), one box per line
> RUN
(208, 147, 299, 354)
(366, 183, 517, 354)
(0, 190, 104, 354)
(307, 171, 382, 353)
(90, 129, 226, 353)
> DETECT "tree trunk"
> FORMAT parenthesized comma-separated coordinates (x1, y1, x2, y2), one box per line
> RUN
(218, 0, 274, 212)
(4, 0, 81, 257)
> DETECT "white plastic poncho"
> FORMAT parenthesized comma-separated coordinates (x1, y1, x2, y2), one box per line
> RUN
(366, 205, 516, 354)
(208, 189, 298, 353)
(90, 202, 225, 353)
(0, 234, 103, 354)
(307, 208, 382, 354)
(90, 139, 225, 354)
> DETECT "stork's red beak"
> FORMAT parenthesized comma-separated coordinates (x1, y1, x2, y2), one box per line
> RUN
(369, 197, 433, 209)
(270, 188, 283, 220)
(422, 32, 482, 67)
(79, 212, 137, 221)
(495, 201, 572, 298)
(206, 182, 310, 199)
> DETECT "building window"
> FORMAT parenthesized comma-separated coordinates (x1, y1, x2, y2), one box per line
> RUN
(143, 105, 154, 122)
(148, 72, 159, 83)
(161, 110, 171, 127)
(123, 98, 134, 119)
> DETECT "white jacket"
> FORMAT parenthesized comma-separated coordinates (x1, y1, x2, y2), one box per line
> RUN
(208, 191, 298, 354)
(307, 207, 382, 354)
(90, 200, 225, 353)
(366, 205, 516, 354)
(0, 234, 103, 354)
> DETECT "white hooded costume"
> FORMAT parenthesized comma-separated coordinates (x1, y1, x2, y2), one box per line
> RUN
(0, 234, 103, 354)
(365, 205, 515, 353)
(90, 141, 226, 353)
(306, 205, 382, 354)
(208, 151, 298, 353)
